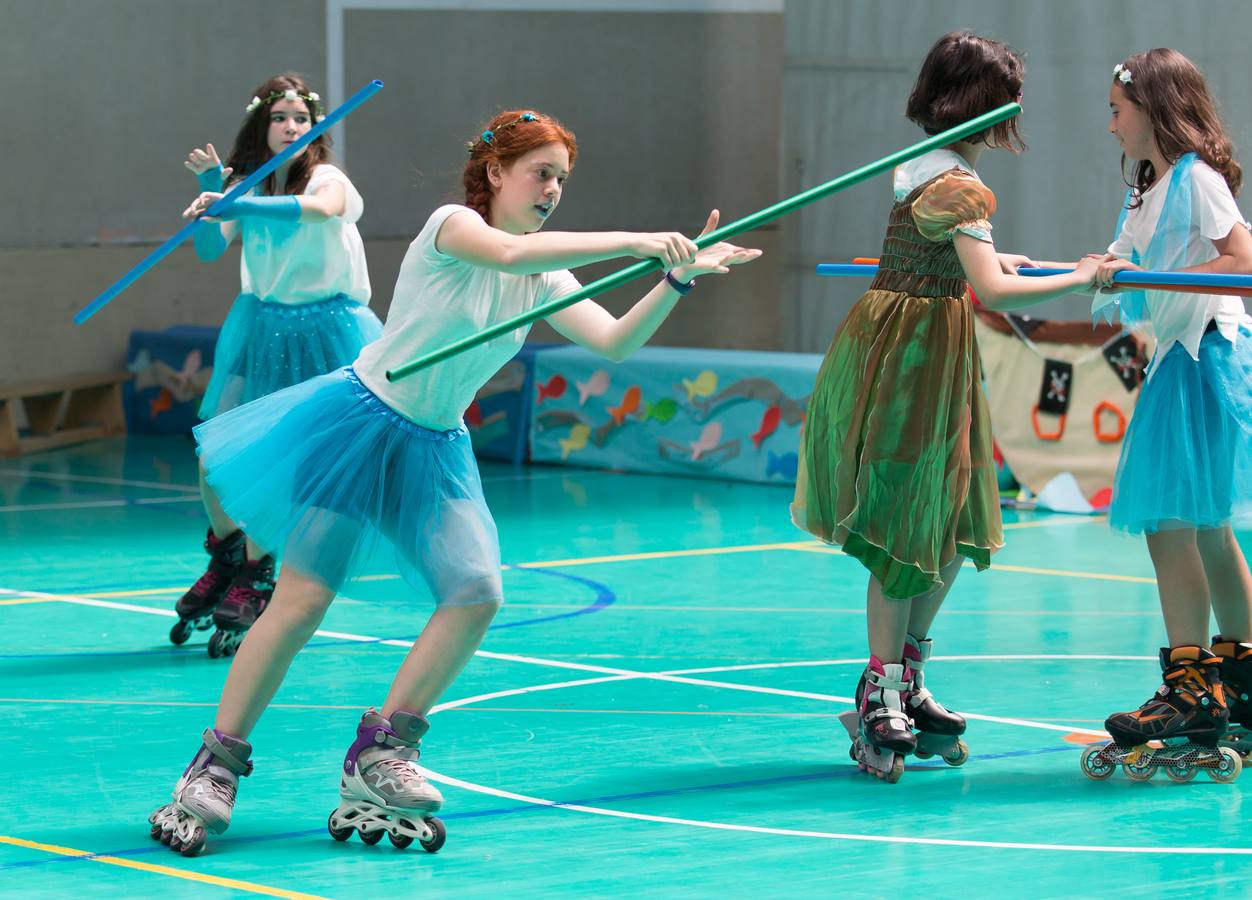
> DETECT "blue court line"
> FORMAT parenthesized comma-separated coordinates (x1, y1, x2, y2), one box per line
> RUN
(0, 745, 1077, 870)
(0, 567, 616, 660)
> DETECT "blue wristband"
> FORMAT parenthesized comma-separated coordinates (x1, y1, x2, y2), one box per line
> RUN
(215, 195, 302, 222)
(665, 271, 695, 295)
(196, 165, 224, 193)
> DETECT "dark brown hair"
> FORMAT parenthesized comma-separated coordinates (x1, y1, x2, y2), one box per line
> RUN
(463, 110, 577, 225)
(1113, 48, 1241, 205)
(906, 31, 1025, 151)
(225, 73, 332, 197)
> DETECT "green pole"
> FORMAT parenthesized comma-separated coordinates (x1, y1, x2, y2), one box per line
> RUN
(386, 101, 1021, 382)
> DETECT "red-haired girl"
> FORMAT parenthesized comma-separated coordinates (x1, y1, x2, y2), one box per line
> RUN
(150, 109, 760, 856)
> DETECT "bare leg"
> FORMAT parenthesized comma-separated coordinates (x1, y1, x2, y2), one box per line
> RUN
(382, 601, 500, 717)
(907, 556, 966, 640)
(867, 578, 912, 663)
(1145, 528, 1211, 647)
(1198, 526, 1252, 642)
(214, 567, 335, 737)
(199, 463, 267, 561)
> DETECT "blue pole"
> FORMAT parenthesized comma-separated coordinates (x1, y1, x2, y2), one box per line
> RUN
(815, 262, 1252, 290)
(74, 79, 385, 325)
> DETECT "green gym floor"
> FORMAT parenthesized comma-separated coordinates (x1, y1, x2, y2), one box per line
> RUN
(1, 434, 1249, 898)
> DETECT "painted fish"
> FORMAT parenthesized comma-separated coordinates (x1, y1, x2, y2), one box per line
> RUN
(608, 385, 642, 425)
(641, 397, 678, 423)
(690, 421, 723, 460)
(682, 370, 718, 403)
(766, 451, 798, 480)
(560, 424, 591, 460)
(751, 405, 782, 449)
(537, 374, 567, 404)
(576, 369, 610, 406)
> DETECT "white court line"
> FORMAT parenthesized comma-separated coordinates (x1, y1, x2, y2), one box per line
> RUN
(418, 766, 1251, 856)
(0, 469, 199, 493)
(0, 496, 202, 514)
(16, 582, 1224, 854)
(0, 586, 1108, 738)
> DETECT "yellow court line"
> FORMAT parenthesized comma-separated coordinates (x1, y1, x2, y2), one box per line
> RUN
(1002, 515, 1107, 530)
(0, 834, 327, 899)
(0, 596, 60, 606)
(512, 541, 818, 569)
(22, 528, 1147, 609)
(789, 544, 1156, 584)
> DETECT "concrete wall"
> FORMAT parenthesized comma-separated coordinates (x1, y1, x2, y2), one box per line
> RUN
(2, 0, 784, 383)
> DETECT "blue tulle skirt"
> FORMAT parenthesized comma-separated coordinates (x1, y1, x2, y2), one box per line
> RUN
(1110, 327, 1252, 534)
(194, 367, 503, 605)
(199, 293, 383, 419)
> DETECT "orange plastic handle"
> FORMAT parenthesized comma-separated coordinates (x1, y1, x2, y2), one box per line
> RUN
(1093, 401, 1127, 443)
(1031, 405, 1066, 441)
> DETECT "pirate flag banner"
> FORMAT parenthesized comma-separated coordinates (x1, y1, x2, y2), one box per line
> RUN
(973, 308, 1153, 506)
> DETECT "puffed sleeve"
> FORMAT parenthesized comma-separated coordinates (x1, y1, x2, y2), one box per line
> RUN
(911, 170, 996, 243)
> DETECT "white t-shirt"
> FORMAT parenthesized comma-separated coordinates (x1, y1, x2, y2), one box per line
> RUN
(238, 164, 371, 306)
(1102, 160, 1250, 373)
(354, 205, 581, 430)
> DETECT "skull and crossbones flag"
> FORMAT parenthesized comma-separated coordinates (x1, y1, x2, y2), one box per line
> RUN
(1037, 359, 1073, 415)
(1101, 334, 1147, 392)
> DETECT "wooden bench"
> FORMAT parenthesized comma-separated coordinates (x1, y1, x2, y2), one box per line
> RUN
(0, 371, 131, 457)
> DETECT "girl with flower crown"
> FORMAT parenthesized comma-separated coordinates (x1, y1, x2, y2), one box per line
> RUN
(148, 108, 761, 856)
(172, 73, 382, 660)
(792, 31, 1100, 782)
(1078, 49, 1252, 778)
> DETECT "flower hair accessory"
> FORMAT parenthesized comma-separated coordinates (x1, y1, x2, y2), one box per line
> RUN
(1113, 63, 1133, 85)
(245, 88, 325, 121)
(466, 111, 541, 154)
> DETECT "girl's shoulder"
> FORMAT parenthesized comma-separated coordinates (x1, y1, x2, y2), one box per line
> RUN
(1189, 158, 1235, 198)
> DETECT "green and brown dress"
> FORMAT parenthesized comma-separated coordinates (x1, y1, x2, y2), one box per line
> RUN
(793, 165, 1004, 599)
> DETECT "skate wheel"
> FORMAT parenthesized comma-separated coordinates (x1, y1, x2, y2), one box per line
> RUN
(150, 823, 164, 841)
(883, 756, 905, 784)
(1079, 743, 1115, 780)
(169, 620, 192, 645)
(913, 750, 933, 760)
(1208, 747, 1243, 784)
(389, 831, 414, 849)
(159, 826, 174, 846)
(1122, 759, 1157, 782)
(419, 817, 446, 853)
(943, 739, 970, 767)
(207, 631, 225, 659)
(327, 812, 353, 842)
(179, 827, 206, 857)
(1164, 763, 1197, 783)
(358, 827, 385, 846)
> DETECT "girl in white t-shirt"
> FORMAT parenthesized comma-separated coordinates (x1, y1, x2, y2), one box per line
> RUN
(1085, 49, 1252, 768)
(148, 109, 760, 856)
(172, 73, 382, 661)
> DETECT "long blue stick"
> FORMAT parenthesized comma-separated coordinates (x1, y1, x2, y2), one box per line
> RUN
(74, 79, 385, 325)
(815, 262, 1252, 291)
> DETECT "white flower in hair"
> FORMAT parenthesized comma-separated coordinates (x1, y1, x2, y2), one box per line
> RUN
(245, 96, 262, 114)
(1113, 63, 1133, 84)
(308, 92, 320, 102)
(284, 89, 299, 102)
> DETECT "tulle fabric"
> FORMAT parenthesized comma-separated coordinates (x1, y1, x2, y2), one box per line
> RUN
(199, 293, 382, 418)
(1110, 327, 1252, 534)
(195, 367, 502, 605)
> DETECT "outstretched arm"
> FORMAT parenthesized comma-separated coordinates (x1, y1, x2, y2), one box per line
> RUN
(546, 210, 762, 362)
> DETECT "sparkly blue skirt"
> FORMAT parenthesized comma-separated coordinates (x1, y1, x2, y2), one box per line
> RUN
(1110, 327, 1252, 534)
(199, 293, 382, 419)
(194, 367, 502, 605)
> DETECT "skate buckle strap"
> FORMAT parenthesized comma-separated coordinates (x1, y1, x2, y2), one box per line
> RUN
(864, 706, 912, 726)
(865, 668, 911, 693)
(200, 728, 253, 778)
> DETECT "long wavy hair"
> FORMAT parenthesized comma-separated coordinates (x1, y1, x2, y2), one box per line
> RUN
(225, 73, 332, 196)
(1113, 48, 1241, 207)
